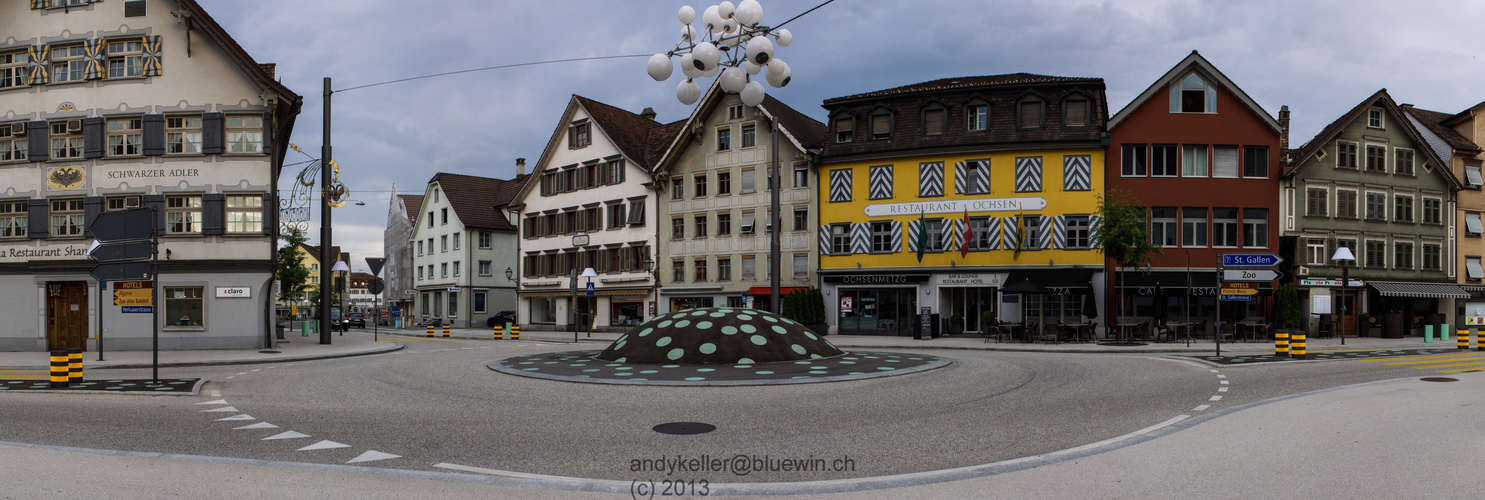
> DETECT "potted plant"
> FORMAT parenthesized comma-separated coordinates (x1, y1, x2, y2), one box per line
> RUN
(947, 314, 964, 335)
(783, 288, 830, 337)
(1274, 283, 1304, 339)
(1356, 312, 1371, 337)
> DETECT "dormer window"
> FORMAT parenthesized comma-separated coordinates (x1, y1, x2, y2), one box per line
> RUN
(834, 116, 853, 143)
(1064, 98, 1088, 127)
(870, 112, 892, 140)
(1367, 109, 1384, 129)
(1177, 74, 1213, 113)
(1018, 100, 1043, 129)
(922, 106, 946, 136)
(568, 120, 590, 149)
(966, 104, 987, 132)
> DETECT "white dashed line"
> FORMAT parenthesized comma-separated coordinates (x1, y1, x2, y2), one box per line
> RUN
(297, 440, 350, 451)
(263, 431, 311, 440)
(1220, 380, 1229, 385)
(1216, 374, 1227, 379)
(200, 406, 239, 413)
(1209, 395, 1223, 401)
(1192, 404, 1211, 412)
(215, 414, 255, 421)
(1218, 387, 1229, 392)
(195, 399, 228, 405)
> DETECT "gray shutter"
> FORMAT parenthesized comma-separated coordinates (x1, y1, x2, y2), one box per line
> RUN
(143, 195, 165, 232)
(261, 192, 274, 235)
(1039, 216, 1051, 249)
(1052, 215, 1066, 249)
(83, 196, 103, 238)
(818, 225, 831, 256)
(260, 111, 273, 154)
(28, 199, 48, 239)
(628, 198, 645, 225)
(890, 221, 902, 253)
(27, 121, 48, 162)
(907, 219, 921, 252)
(954, 161, 967, 194)
(82, 117, 105, 159)
(142, 114, 165, 156)
(201, 112, 224, 154)
(850, 223, 870, 254)
(1089, 215, 1102, 249)
(202, 193, 225, 235)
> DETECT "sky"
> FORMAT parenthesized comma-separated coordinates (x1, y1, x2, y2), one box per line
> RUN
(196, 0, 1485, 275)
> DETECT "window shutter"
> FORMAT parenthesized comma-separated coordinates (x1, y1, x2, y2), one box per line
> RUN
(944, 219, 965, 251)
(986, 218, 1003, 250)
(1002, 216, 1019, 249)
(828, 169, 852, 202)
(142, 114, 166, 156)
(1039, 216, 1051, 249)
(82, 117, 105, 159)
(1052, 215, 1066, 249)
(818, 225, 831, 256)
(84, 39, 104, 80)
(83, 197, 103, 238)
(1207, 87, 1218, 114)
(954, 161, 967, 194)
(851, 223, 870, 254)
(974, 160, 991, 194)
(1015, 157, 1043, 192)
(142, 35, 162, 77)
(28, 121, 48, 162)
(1089, 215, 1102, 248)
(201, 112, 224, 154)
(907, 219, 921, 252)
(261, 111, 273, 154)
(919, 162, 944, 197)
(1063, 155, 1091, 191)
(628, 198, 645, 225)
(890, 221, 902, 253)
(261, 192, 275, 235)
(27, 45, 49, 85)
(202, 193, 225, 235)
(143, 195, 165, 231)
(27, 199, 48, 239)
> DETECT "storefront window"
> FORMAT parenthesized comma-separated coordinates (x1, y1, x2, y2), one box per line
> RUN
(165, 287, 203, 327)
(448, 291, 458, 318)
(838, 288, 916, 335)
(611, 301, 643, 326)
(531, 297, 557, 324)
(670, 297, 714, 311)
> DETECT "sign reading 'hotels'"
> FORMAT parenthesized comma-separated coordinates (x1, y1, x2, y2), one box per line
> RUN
(863, 196, 1048, 217)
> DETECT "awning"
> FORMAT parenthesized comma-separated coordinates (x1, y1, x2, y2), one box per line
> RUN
(1004, 269, 1095, 289)
(1367, 281, 1470, 299)
(748, 287, 808, 295)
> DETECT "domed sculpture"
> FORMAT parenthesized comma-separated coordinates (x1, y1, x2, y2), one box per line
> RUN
(595, 307, 842, 364)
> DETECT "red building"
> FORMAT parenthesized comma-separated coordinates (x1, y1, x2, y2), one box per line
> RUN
(1106, 51, 1286, 339)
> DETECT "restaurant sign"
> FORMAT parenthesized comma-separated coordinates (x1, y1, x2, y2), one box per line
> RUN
(823, 274, 930, 284)
(0, 243, 92, 263)
(863, 196, 1047, 217)
(934, 273, 1007, 287)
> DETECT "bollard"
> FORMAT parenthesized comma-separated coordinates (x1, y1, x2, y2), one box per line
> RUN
(510, 325, 520, 340)
(67, 348, 82, 383)
(1477, 328, 1484, 352)
(493, 324, 503, 340)
(1290, 333, 1307, 360)
(426, 324, 434, 337)
(1275, 332, 1290, 356)
(1443, 323, 1451, 342)
(442, 324, 450, 337)
(1460, 329, 1470, 350)
(1425, 324, 1434, 343)
(50, 350, 69, 388)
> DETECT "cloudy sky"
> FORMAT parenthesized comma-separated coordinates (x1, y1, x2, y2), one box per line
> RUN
(197, 0, 1485, 274)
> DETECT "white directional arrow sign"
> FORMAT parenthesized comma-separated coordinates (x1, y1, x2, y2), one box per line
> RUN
(1223, 269, 1282, 282)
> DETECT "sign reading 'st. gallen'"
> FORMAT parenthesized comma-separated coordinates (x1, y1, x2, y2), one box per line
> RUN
(864, 197, 1048, 217)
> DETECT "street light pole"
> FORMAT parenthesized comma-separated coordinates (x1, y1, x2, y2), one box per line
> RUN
(1332, 247, 1356, 346)
(319, 77, 333, 345)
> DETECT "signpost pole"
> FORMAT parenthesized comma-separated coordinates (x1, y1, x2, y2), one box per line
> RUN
(1215, 253, 1222, 359)
(151, 206, 160, 383)
(97, 281, 104, 361)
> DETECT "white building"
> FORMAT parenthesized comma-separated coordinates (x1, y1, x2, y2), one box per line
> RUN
(513, 96, 681, 331)
(652, 87, 827, 313)
(410, 172, 525, 328)
(0, 0, 299, 351)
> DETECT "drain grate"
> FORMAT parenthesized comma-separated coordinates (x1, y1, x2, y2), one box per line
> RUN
(1420, 377, 1459, 382)
(259, 350, 281, 354)
(653, 422, 716, 435)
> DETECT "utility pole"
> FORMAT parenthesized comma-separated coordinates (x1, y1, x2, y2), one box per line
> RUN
(319, 77, 333, 344)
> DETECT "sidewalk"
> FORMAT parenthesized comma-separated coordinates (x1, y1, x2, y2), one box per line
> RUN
(0, 330, 403, 371)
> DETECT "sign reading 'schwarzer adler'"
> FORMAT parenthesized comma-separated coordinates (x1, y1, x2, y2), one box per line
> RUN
(823, 274, 931, 284)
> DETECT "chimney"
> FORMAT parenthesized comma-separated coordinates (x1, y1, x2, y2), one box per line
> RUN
(1278, 105, 1290, 164)
(515, 157, 526, 177)
(259, 63, 276, 79)
(640, 107, 657, 121)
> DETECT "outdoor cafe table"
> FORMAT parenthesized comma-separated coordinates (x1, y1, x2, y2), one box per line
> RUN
(1237, 319, 1267, 342)
(1058, 321, 1092, 342)
(1115, 318, 1147, 342)
(1163, 320, 1196, 342)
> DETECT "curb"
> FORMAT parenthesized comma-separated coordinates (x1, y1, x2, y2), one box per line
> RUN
(83, 342, 405, 370)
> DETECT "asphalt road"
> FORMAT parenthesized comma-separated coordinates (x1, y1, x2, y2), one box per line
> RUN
(0, 335, 1435, 489)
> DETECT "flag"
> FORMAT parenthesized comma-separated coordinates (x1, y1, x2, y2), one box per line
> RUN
(960, 208, 971, 258)
(916, 209, 926, 263)
(1013, 209, 1025, 260)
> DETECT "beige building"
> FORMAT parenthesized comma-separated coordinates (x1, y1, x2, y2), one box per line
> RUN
(1405, 102, 1485, 325)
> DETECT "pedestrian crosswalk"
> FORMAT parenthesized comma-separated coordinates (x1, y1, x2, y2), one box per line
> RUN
(0, 369, 47, 380)
(1363, 352, 1485, 374)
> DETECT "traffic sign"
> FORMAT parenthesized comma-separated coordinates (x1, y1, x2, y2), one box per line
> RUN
(90, 208, 155, 242)
(113, 297, 152, 306)
(368, 278, 385, 295)
(89, 241, 152, 262)
(1222, 253, 1283, 267)
(1220, 294, 1253, 301)
(115, 280, 152, 290)
(366, 257, 386, 277)
(121, 306, 153, 314)
(1222, 269, 1281, 282)
(90, 262, 151, 281)
(1220, 288, 1259, 295)
(113, 289, 153, 298)
(586, 282, 595, 297)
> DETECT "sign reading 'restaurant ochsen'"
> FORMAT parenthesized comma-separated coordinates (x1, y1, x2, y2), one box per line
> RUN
(863, 197, 1048, 217)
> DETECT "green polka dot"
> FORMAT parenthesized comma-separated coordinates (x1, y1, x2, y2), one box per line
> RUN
(583, 369, 600, 372)
(804, 332, 818, 340)
(699, 343, 717, 354)
(794, 360, 813, 365)
(675, 320, 691, 328)
(606, 363, 623, 367)
(570, 363, 588, 366)
(640, 370, 659, 374)
(791, 344, 807, 355)
(522, 368, 541, 371)
(737, 358, 755, 364)
(721, 326, 738, 335)
(738, 315, 754, 321)
(710, 312, 726, 318)
(772, 325, 788, 334)
(877, 366, 896, 370)
(763, 316, 778, 322)
(685, 377, 706, 381)
(662, 364, 680, 368)
(733, 365, 752, 369)
(697, 321, 713, 329)
(614, 372, 633, 376)
(638, 328, 654, 337)
(696, 368, 715, 372)
(754, 371, 775, 375)
(693, 311, 707, 316)
(750, 335, 767, 345)
(518, 361, 534, 365)
(615, 357, 627, 363)
(810, 370, 829, 375)
(810, 354, 823, 359)
(741, 325, 757, 333)
(667, 348, 685, 360)
(838, 360, 855, 364)
(658, 320, 673, 327)
(792, 376, 811, 379)
(656, 337, 672, 347)
(615, 366, 633, 370)
(615, 340, 627, 349)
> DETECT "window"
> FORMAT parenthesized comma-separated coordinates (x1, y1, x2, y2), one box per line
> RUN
(1121, 145, 1147, 176)
(1337, 190, 1358, 219)
(1212, 208, 1238, 247)
(925, 219, 947, 252)
(1423, 198, 1442, 224)
(628, 199, 646, 226)
(569, 122, 590, 149)
(1242, 208, 1267, 248)
(1243, 146, 1268, 178)
(106, 39, 144, 78)
(793, 254, 808, 279)
(1394, 195, 1414, 223)
(717, 212, 731, 235)
(1424, 244, 1442, 271)
(51, 122, 83, 159)
(1395, 148, 1414, 176)
(473, 291, 487, 314)
(695, 259, 708, 282)
(794, 165, 809, 188)
(164, 287, 204, 328)
(1182, 208, 1207, 247)
(51, 199, 84, 236)
(1018, 100, 1042, 128)
(453, 232, 461, 250)
(694, 173, 707, 197)
(967, 104, 987, 131)
(742, 256, 756, 280)
(167, 116, 202, 154)
(479, 261, 492, 276)
(694, 214, 707, 237)
(226, 195, 262, 233)
(1467, 213, 1482, 236)
(124, 0, 146, 17)
(453, 261, 461, 277)
(1368, 109, 1384, 128)
(1468, 164, 1484, 188)
(448, 291, 458, 317)
(0, 51, 28, 90)
(1395, 242, 1413, 270)
(1365, 240, 1386, 269)
(671, 217, 684, 240)
(968, 217, 993, 250)
(604, 160, 625, 185)
(417, 266, 423, 280)
(1172, 145, 1207, 179)
(1307, 239, 1326, 266)
(479, 231, 491, 249)
(1065, 215, 1090, 249)
(671, 177, 684, 200)
(717, 170, 731, 195)
(741, 168, 756, 193)
(672, 260, 685, 282)
(440, 208, 448, 225)
(1064, 99, 1088, 127)
(717, 128, 731, 151)
(870, 221, 893, 253)
(1213, 146, 1239, 178)
(834, 117, 853, 143)
(766, 167, 775, 191)
(51, 45, 87, 83)
(226, 115, 263, 153)
(0, 123, 27, 161)
(923, 107, 946, 135)
(829, 223, 850, 254)
(741, 123, 755, 148)
(1365, 145, 1386, 173)
(1470, 257, 1484, 281)
(871, 113, 891, 140)
(718, 257, 732, 281)
(1151, 208, 1177, 246)
(1151, 145, 1178, 177)
(102, 117, 142, 156)
(166, 195, 202, 234)
(441, 263, 448, 278)
(1365, 192, 1387, 221)
(1017, 217, 1038, 250)
(106, 196, 138, 211)
(788, 207, 805, 231)
(1306, 187, 1328, 217)
(729, 105, 744, 120)
(741, 210, 756, 234)
(1178, 74, 1210, 113)
(0, 200, 27, 238)
(1337, 141, 1359, 169)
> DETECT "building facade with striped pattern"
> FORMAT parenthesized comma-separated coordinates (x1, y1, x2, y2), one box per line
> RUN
(817, 74, 1109, 337)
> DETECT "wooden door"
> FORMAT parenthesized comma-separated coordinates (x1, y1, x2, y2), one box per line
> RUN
(1335, 291, 1358, 337)
(47, 281, 88, 351)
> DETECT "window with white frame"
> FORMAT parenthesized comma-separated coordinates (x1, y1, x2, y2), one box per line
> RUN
(226, 115, 263, 153)
(1183, 145, 1208, 177)
(717, 212, 731, 235)
(1395, 242, 1413, 270)
(1367, 108, 1384, 129)
(729, 105, 744, 120)
(167, 195, 202, 234)
(1423, 198, 1443, 224)
(1365, 145, 1386, 173)
(1424, 244, 1442, 271)
(1065, 215, 1090, 249)
(441, 263, 448, 278)
(717, 127, 731, 151)
(741, 123, 755, 148)
(0, 124, 26, 161)
(741, 255, 756, 280)
(1178, 74, 1211, 113)
(167, 116, 202, 154)
(1151, 145, 1178, 177)
(741, 168, 756, 193)
(1468, 163, 1483, 188)
(1306, 187, 1328, 217)
(569, 121, 590, 149)
(1336, 141, 1359, 169)
(1016, 217, 1037, 250)
(793, 207, 807, 231)
(829, 223, 850, 254)
(0, 200, 27, 238)
(1242, 208, 1267, 248)
(1121, 144, 1147, 176)
(1365, 192, 1387, 221)
(1151, 208, 1177, 246)
(107, 117, 143, 156)
(51, 199, 84, 237)
(1213, 146, 1240, 178)
(1337, 190, 1358, 219)
(695, 214, 707, 238)
(51, 45, 86, 83)
(966, 104, 987, 131)
(164, 287, 204, 328)
(1212, 208, 1239, 247)
(870, 221, 892, 253)
(1307, 238, 1326, 266)
(671, 176, 684, 200)
(479, 231, 491, 248)
(794, 165, 809, 188)
(968, 217, 993, 250)
(453, 232, 460, 250)
(226, 195, 262, 233)
(1, 51, 29, 89)
(51, 122, 83, 159)
(1364, 240, 1385, 269)
(440, 235, 447, 252)
(740, 210, 757, 234)
(1393, 195, 1414, 223)
(1394, 148, 1414, 176)
(479, 260, 491, 276)
(1182, 208, 1207, 247)
(417, 240, 423, 256)
(793, 254, 808, 279)
(106, 38, 144, 78)
(717, 257, 731, 280)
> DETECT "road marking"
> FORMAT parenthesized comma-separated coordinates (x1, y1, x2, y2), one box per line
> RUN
(297, 440, 350, 451)
(195, 399, 229, 405)
(347, 450, 401, 464)
(1218, 387, 1228, 392)
(1192, 405, 1211, 411)
(208, 389, 220, 397)
(1216, 374, 1226, 379)
(1220, 380, 1229, 385)
(1363, 353, 1483, 364)
(1440, 367, 1485, 374)
(435, 462, 579, 481)
(263, 431, 311, 440)
(200, 406, 239, 413)
(1400, 360, 1485, 370)
(0, 369, 47, 380)
(1209, 395, 1222, 401)
(234, 422, 279, 430)
(215, 414, 255, 421)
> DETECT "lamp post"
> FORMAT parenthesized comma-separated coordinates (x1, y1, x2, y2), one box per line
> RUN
(1332, 247, 1356, 345)
(647, 1, 796, 313)
(581, 267, 598, 337)
(331, 260, 350, 336)
(505, 267, 515, 282)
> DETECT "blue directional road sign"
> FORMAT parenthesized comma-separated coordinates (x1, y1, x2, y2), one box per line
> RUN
(1223, 253, 1283, 267)
(1219, 294, 1253, 301)
(586, 282, 595, 297)
(122, 306, 153, 313)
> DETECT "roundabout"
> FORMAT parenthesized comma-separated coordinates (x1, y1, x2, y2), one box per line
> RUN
(489, 349, 948, 385)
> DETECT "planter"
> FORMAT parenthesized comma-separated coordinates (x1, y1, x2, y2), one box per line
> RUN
(947, 324, 963, 336)
(807, 323, 830, 337)
(1381, 313, 1405, 339)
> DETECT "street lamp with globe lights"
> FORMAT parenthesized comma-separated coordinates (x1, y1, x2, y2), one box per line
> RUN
(1331, 247, 1356, 345)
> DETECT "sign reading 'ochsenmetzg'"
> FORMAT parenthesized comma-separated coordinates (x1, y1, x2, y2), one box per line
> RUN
(864, 196, 1048, 217)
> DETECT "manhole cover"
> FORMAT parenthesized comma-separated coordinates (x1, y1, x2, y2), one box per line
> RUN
(259, 350, 281, 354)
(653, 422, 716, 435)
(1421, 377, 1458, 382)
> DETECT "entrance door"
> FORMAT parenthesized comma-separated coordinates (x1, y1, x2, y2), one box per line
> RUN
(1335, 291, 1358, 337)
(944, 288, 991, 333)
(47, 281, 88, 351)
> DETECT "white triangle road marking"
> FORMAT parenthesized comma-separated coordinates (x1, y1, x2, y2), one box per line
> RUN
(346, 450, 401, 464)
(200, 406, 239, 413)
(263, 431, 311, 440)
(297, 440, 351, 451)
(195, 399, 229, 405)
(233, 422, 279, 430)
(215, 414, 255, 421)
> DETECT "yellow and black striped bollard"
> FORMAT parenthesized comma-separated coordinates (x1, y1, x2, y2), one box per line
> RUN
(442, 324, 450, 337)
(1275, 332, 1290, 356)
(1477, 328, 1484, 352)
(426, 324, 434, 337)
(493, 324, 503, 340)
(1459, 329, 1470, 350)
(50, 350, 70, 388)
(510, 325, 520, 340)
(1290, 333, 1307, 360)
(68, 348, 83, 383)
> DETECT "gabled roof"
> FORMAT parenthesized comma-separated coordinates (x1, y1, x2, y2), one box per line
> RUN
(1405, 107, 1483, 155)
(652, 82, 827, 176)
(514, 95, 684, 204)
(397, 194, 424, 222)
(823, 73, 1101, 105)
(298, 244, 346, 264)
(1283, 89, 1460, 189)
(427, 172, 527, 231)
(1108, 51, 1281, 133)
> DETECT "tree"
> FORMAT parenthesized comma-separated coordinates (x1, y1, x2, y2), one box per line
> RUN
(277, 228, 312, 303)
(1094, 188, 1162, 328)
(1274, 283, 1302, 329)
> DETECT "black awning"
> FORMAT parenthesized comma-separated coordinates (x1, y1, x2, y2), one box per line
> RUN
(1368, 281, 1470, 299)
(1005, 269, 1095, 289)
(1113, 270, 1219, 288)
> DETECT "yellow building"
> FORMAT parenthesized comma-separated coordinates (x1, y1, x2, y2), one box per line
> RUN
(818, 74, 1109, 337)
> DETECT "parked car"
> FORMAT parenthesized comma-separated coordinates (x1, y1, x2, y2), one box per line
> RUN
(345, 312, 366, 329)
(486, 311, 518, 327)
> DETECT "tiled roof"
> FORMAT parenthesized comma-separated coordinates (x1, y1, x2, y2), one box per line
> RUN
(645, 119, 688, 169)
(1284, 89, 1390, 177)
(762, 94, 828, 150)
(299, 244, 346, 264)
(823, 73, 1103, 104)
(575, 96, 682, 169)
(1406, 107, 1482, 154)
(428, 172, 528, 231)
(398, 194, 423, 223)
